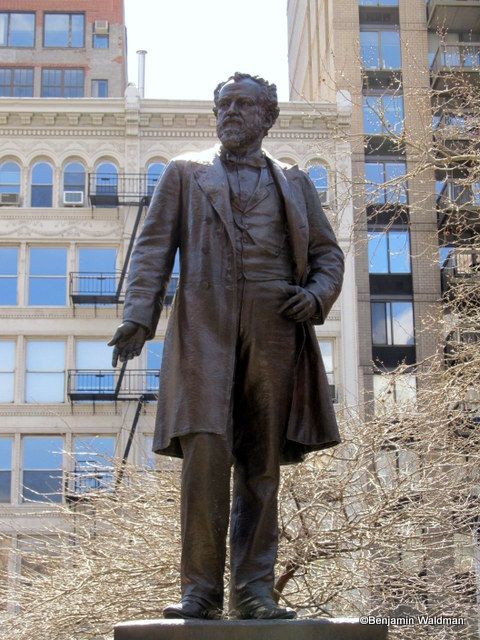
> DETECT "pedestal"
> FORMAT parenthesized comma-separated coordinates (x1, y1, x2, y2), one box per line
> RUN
(114, 618, 388, 640)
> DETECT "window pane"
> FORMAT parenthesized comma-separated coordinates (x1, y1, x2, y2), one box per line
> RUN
(395, 374, 417, 407)
(373, 374, 395, 416)
(388, 231, 410, 273)
(26, 372, 64, 402)
(363, 96, 382, 134)
(381, 31, 400, 69)
(391, 302, 414, 345)
(0, 437, 12, 503)
(13, 68, 33, 96)
(385, 162, 407, 203)
(365, 162, 384, 204)
(71, 14, 84, 47)
(79, 248, 116, 273)
(9, 13, 35, 47)
(91, 79, 108, 97)
(384, 95, 404, 134)
(27, 341, 64, 371)
(360, 31, 378, 68)
(22, 436, 63, 503)
(319, 340, 334, 384)
(44, 14, 69, 47)
(31, 163, 54, 207)
(63, 69, 84, 97)
(0, 341, 15, 402)
(147, 163, 166, 194)
(368, 232, 388, 273)
(28, 278, 66, 305)
(29, 248, 66, 276)
(307, 164, 327, 190)
(146, 341, 164, 370)
(0, 162, 20, 194)
(73, 436, 114, 492)
(371, 303, 387, 344)
(0, 247, 18, 276)
(64, 162, 85, 191)
(76, 341, 113, 369)
(41, 69, 61, 97)
(93, 33, 109, 49)
(0, 14, 7, 46)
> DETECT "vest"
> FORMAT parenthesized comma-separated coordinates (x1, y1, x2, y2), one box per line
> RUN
(227, 165, 294, 281)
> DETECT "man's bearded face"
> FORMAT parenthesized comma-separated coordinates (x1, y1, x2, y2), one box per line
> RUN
(215, 79, 268, 152)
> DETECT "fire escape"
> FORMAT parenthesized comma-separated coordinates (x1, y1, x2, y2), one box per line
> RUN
(66, 172, 176, 499)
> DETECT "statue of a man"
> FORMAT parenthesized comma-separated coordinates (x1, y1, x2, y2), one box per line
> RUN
(109, 73, 344, 620)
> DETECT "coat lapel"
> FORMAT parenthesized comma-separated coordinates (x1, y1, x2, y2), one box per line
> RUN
(193, 148, 235, 248)
(266, 155, 309, 284)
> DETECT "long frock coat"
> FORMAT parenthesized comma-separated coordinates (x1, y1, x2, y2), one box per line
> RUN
(123, 146, 345, 464)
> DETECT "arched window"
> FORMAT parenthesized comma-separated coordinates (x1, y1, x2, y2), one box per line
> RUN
(63, 162, 85, 206)
(95, 162, 118, 195)
(0, 162, 21, 204)
(31, 162, 53, 207)
(307, 163, 328, 204)
(147, 162, 166, 196)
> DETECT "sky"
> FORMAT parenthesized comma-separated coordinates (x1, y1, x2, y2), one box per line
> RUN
(124, 0, 290, 102)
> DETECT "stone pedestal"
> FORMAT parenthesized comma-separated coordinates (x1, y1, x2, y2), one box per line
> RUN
(114, 618, 388, 640)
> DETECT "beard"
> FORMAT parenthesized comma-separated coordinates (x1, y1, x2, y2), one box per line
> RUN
(216, 119, 266, 152)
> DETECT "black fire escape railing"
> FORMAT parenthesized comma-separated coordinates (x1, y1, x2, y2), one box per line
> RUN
(88, 173, 155, 207)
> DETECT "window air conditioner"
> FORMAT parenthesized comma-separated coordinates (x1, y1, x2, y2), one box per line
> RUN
(94, 20, 109, 34)
(318, 189, 329, 206)
(0, 192, 20, 205)
(63, 191, 84, 206)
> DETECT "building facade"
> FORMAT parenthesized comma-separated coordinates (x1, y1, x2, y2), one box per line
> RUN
(0, 0, 127, 99)
(0, 81, 355, 590)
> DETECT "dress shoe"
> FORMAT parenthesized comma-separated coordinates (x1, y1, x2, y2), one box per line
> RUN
(233, 596, 297, 620)
(163, 597, 222, 620)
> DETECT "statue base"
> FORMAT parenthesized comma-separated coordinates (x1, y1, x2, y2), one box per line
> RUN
(114, 618, 388, 640)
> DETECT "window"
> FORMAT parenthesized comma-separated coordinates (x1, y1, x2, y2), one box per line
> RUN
(147, 162, 166, 196)
(78, 247, 117, 298)
(31, 163, 53, 207)
(93, 33, 109, 49)
(363, 94, 404, 135)
(28, 247, 67, 305)
(75, 340, 114, 395)
(0, 438, 12, 502)
(0, 13, 35, 47)
(72, 436, 115, 493)
(147, 341, 164, 391)
(364, 161, 407, 204)
(95, 162, 117, 195)
(359, 0, 398, 4)
(0, 341, 15, 402)
(307, 163, 328, 203)
(0, 247, 18, 304)
(25, 341, 65, 403)
(368, 230, 411, 273)
(0, 68, 34, 97)
(63, 161, 85, 197)
(22, 436, 63, 503)
(41, 68, 84, 98)
(91, 79, 108, 98)
(371, 301, 414, 345)
(319, 339, 336, 400)
(43, 13, 84, 48)
(360, 31, 401, 69)
(0, 161, 20, 195)
(373, 373, 417, 416)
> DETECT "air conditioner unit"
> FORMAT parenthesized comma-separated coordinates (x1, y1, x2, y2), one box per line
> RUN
(318, 189, 329, 206)
(94, 20, 109, 34)
(0, 192, 20, 205)
(63, 191, 84, 206)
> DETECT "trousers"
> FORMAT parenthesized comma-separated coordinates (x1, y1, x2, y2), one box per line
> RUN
(179, 278, 297, 610)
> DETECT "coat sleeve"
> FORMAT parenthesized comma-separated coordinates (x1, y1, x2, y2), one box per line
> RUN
(300, 172, 344, 325)
(122, 160, 182, 339)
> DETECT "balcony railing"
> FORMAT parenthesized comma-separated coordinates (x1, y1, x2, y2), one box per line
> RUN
(67, 368, 159, 402)
(441, 249, 480, 297)
(70, 272, 123, 305)
(433, 112, 480, 138)
(88, 173, 157, 207)
(431, 43, 480, 75)
(437, 181, 480, 208)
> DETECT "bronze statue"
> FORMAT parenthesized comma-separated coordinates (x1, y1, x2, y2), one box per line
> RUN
(109, 73, 344, 620)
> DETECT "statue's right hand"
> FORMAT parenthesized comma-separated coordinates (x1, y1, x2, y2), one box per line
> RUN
(108, 321, 148, 367)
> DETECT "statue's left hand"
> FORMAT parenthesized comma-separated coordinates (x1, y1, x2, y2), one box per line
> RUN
(108, 321, 148, 367)
(279, 285, 318, 322)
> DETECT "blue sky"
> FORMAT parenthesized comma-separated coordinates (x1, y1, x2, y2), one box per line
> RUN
(124, 0, 289, 101)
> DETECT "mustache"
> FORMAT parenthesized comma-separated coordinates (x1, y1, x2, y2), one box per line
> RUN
(218, 117, 243, 126)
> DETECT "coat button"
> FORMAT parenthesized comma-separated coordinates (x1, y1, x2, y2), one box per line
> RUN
(202, 281, 210, 289)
